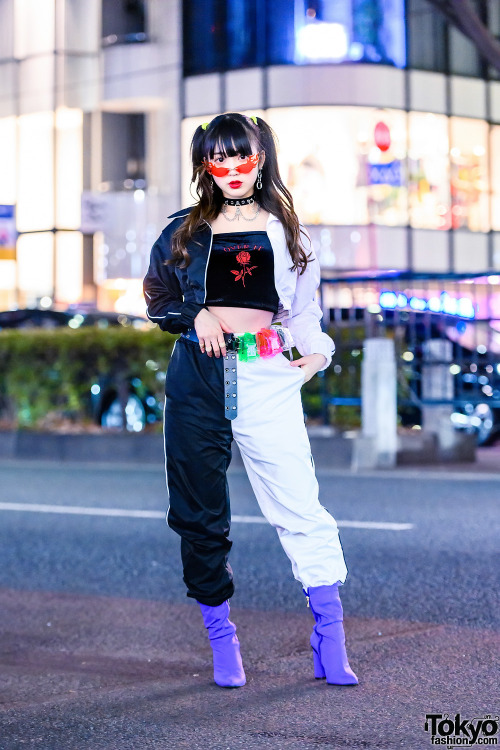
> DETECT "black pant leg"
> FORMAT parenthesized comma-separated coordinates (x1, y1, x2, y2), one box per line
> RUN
(164, 337, 234, 606)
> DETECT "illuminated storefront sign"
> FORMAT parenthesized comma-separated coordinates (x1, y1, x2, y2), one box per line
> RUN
(374, 121, 391, 151)
(296, 23, 349, 62)
(293, 2, 406, 67)
(0, 205, 16, 300)
(0, 205, 16, 259)
(367, 161, 402, 186)
(379, 291, 476, 319)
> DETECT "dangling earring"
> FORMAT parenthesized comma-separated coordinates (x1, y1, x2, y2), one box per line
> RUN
(256, 170, 262, 190)
(209, 176, 214, 192)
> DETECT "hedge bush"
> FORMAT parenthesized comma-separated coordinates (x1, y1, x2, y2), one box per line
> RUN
(0, 326, 359, 431)
(0, 327, 176, 430)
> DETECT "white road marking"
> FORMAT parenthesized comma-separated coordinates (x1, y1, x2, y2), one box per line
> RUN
(0, 502, 414, 530)
(0, 502, 164, 518)
(336, 520, 413, 531)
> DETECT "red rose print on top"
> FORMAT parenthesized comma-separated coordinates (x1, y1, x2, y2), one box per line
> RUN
(231, 250, 257, 287)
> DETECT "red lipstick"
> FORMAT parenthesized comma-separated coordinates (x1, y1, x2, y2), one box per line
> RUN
(229, 181, 242, 188)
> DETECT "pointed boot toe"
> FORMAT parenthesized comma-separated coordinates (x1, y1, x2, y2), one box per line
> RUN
(198, 600, 247, 688)
(306, 584, 358, 686)
(211, 633, 246, 687)
(317, 624, 358, 685)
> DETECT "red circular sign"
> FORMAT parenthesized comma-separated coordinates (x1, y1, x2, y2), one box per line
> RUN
(374, 121, 391, 152)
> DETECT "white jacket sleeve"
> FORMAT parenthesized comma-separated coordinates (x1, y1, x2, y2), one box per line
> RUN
(286, 228, 335, 372)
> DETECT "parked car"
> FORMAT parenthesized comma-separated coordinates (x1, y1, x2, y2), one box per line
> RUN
(0, 307, 149, 331)
(0, 307, 163, 431)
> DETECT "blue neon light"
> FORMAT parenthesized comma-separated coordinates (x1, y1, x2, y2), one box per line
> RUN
(409, 296, 426, 311)
(379, 291, 398, 309)
(379, 291, 475, 319)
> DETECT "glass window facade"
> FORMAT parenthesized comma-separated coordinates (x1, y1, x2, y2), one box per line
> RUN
(407, 0, 495, 78)
(408, 113, 450, 230)
(487, 0, 500, 80)
(183, 0, 226, 76)
(406, 0, 447, 73)
(0, 117, 17, 205)
(55, 107, 83, 229)
(101, 113, 146, 190)
(269, 0, 406, 66)
(17, 112, 55, 232)
(102, 0, 147, 43)
(226, 0, 264, 69)
(55, 231, 83, 304)
(490, 126, 500, 231)
(448, 25, 482, 78)
(183, 0, 406, 76)
(449, 117, 489, 232)
(17, 232, 54, 299)
(267, 106, 407, 226)
(14, 0, 55, 58)
(183, 106, 496, 235)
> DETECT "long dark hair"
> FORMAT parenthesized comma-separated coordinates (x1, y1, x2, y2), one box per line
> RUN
(168, 112, 311, 274)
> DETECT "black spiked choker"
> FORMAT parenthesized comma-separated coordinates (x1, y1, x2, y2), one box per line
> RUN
(223, 195, 256, 206)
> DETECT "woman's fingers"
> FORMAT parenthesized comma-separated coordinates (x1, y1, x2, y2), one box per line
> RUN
(209, 336, 226, 357)
(194, 310, 228, 357)
(200, 335, 226, 357)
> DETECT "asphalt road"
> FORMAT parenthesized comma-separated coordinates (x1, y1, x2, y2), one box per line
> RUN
(0, 459, 499, 750)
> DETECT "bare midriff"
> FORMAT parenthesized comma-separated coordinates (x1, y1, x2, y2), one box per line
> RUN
(207, 306, 275, 334)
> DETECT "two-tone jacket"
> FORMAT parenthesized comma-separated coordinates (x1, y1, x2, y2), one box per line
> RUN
(142, 207, 335, 371)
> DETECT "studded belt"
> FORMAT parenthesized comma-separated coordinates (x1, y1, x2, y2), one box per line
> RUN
(180, 325, 294, 420)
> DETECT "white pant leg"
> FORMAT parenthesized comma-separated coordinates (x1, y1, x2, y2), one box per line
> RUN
(230, 351, 348, 589)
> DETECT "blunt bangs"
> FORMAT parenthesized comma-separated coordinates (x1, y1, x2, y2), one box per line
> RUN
(204, 117, 256, 159)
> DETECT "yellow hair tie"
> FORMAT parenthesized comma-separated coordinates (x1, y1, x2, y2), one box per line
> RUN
(250, 115, 258, 125)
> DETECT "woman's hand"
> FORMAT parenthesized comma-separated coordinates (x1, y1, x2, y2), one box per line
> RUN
(290, 353, 327, 383)
(194, 308, 231, 358)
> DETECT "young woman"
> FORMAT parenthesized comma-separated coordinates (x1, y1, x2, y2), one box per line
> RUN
(143, 112, 358, 689)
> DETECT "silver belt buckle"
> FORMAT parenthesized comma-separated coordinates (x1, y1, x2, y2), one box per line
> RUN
(271, 324, 294, 358)
(271, 324, 293, 350)
(223, 351, 238, 419)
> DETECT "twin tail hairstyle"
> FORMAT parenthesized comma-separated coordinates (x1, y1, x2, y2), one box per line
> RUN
(168, 112, 312, 275)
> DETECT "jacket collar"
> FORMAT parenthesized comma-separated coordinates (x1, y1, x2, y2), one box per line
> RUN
(167, 206, 196, 219)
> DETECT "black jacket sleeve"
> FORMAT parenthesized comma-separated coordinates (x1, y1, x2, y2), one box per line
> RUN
(143, 229, 207, 334)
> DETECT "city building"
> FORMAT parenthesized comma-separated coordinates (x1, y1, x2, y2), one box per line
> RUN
(0, 0, 179, 314)
(0, 0, 499, 337)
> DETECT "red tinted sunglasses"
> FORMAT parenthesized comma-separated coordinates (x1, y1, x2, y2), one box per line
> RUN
(204, 152, 260, 177)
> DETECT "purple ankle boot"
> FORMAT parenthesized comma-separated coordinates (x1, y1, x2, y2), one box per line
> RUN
(198, 600, 246, 688)
(304, 583, 358, 686)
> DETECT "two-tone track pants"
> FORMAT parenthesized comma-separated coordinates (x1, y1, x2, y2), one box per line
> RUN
(164, 334, 348, 607)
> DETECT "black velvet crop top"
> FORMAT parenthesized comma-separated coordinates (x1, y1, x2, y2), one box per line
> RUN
(204, 230, 280, 314)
